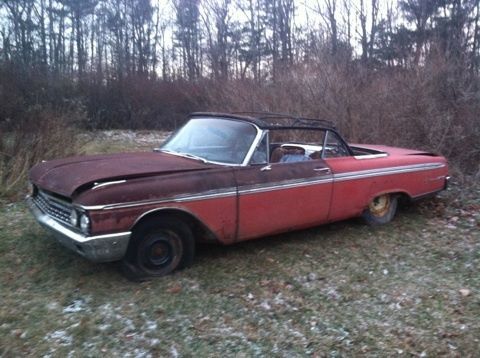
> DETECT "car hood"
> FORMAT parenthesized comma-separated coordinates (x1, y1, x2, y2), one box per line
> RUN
(30, 152, 217, 197)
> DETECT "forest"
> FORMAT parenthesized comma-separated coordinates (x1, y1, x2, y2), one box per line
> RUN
(0, 0, 479, 195)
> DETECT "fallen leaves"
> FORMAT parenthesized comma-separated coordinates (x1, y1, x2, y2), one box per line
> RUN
(2, 180, 480, 356)
(167, 285, 182, 294)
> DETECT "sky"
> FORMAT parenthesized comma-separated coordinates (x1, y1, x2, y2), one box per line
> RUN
(150, 0, 400, 57)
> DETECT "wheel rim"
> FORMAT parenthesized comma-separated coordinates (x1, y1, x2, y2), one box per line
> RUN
(369, 195, 391, 217)
(147, 240, 172, 266)
(139, 230, 182, 272)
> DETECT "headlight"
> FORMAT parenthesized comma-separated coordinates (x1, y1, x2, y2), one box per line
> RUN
(80, 214, 90, 234)
(70, 209, 78, 226)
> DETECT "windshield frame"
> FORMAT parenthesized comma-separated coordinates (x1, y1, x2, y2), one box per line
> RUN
(160, 117, 264, 167)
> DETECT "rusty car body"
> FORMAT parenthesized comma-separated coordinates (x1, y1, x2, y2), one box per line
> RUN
(27, 112, 449, 278)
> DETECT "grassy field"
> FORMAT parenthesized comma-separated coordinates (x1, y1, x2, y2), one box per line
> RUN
(0, 133, 479, 357)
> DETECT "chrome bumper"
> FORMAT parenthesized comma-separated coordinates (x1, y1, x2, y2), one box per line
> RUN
(27, 197, 131, 262)
(444, 176, 451, 190)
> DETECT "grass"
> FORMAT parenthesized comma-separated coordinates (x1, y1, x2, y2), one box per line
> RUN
(0, 132, 479, 356)
(79, 130, 169, 155)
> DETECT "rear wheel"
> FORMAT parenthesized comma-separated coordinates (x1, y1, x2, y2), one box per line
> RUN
(362, 194, 398, 226)
(122, 216, 195, 280)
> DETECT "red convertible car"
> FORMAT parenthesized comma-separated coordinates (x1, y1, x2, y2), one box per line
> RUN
(27, 112, 449, 278)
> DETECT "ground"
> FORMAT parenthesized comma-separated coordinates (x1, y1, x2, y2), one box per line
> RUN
(0, 132, 479, 357)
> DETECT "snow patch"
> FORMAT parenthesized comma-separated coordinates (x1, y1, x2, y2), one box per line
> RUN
(63, 297, 90, 314)
(45, 330, 73, 346)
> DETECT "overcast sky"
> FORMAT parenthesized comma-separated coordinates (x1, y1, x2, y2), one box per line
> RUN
(152, 0, 400, 54)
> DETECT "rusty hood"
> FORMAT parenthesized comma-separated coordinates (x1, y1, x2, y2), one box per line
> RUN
(29, 152, 217, 197)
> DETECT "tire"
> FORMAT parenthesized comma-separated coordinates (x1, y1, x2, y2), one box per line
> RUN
(362, 194, 398, 226)
(122, 216, 195, 280)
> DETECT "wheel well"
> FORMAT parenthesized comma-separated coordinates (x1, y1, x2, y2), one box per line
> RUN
(393, 191, 412, 205)
(131, 209, 219, 244)
(367, 191, 412, 207)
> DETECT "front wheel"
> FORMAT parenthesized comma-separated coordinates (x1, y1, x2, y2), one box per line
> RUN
(122, 216, 195, 280)
(362, 194, 398, 226)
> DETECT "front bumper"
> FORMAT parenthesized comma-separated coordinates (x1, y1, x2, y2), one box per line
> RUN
(27, 197, 131, 262)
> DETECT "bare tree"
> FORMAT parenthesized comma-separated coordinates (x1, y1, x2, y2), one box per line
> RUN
(173, 0, 200, 80)
(202, 0, 232, 80)
(320, 0, 338, 56)
(238, 0, 263, 80)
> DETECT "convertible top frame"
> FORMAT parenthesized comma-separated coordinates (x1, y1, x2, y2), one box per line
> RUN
(190, 112, 353, 157)
(190, 112, 337, 131)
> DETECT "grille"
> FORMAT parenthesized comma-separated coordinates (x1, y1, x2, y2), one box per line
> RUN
(33, 190, 73, 226)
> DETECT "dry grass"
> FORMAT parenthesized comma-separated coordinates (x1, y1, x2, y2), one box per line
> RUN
(0, 184, 478, 356)
(0, 134, 479, 356)
(0, 107, 83, 200)
(201, 62, 480, 176)
(79, 130, 170, 154)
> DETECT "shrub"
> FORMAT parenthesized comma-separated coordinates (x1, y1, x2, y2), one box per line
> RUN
(0, 105, 84, 199)
(200, 60, 480, 176)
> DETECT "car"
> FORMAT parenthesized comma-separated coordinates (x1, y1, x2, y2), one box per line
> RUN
(27, 112, 449, 278)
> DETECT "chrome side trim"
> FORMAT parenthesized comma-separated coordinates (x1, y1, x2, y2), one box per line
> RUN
(354, 153, 388, 160)
(93, 180, 127, 190)
(334, 163, 445, 182)
(78, 162, 446, 211)
(80, 176, 333, 211)
(238, 177, 333, 195)
(80, 188, 239, 211)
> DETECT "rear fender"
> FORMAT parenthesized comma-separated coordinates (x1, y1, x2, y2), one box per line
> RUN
(365, 189, 412, 209)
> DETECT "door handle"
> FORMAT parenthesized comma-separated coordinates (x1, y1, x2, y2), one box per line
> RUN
(314, 167, 331, 174)
(260, 165, 272, 172)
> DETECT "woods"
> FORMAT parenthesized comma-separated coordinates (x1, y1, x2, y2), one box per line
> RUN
(0, 0, 479, 196)
(2, 0, 480, 80)
(1, 3, 480, 355)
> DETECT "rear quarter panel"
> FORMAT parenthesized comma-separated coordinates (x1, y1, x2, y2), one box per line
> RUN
(326, 152, 448, 222)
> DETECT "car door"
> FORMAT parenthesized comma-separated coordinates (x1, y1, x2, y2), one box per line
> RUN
(324, 156, 369, 221)
(233, 159, 333, 241)
(322, 131, 369, 221)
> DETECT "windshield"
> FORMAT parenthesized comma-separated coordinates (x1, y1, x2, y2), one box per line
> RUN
(161, 117, 258, 165)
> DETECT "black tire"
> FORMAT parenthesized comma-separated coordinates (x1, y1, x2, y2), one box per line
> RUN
(362, 194, 398, 226)
(122, 216, 195, 280)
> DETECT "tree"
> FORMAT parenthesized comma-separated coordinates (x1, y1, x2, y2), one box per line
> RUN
(59, 0, 98, 78)
(173, 0, 201, 80)
(130, 0, 154, 76)
(238, 0, 264, 80)
(320, 0, 338, 56)
(399, 0, 441, 66)
(203, 0, 232, 80)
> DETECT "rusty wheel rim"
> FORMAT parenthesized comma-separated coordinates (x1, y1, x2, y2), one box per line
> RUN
(148, 241, 171, 266)
(369, 195, 391, 217)
(140, 230, 182, 271)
